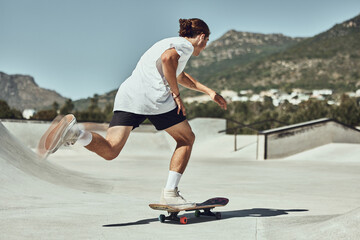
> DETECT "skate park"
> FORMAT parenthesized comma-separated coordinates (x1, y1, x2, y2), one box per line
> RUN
(1, 117, 360, 239)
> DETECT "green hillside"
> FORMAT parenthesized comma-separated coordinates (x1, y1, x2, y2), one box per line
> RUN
(184, 31, 304, 96)
(203, 14, 360, 93)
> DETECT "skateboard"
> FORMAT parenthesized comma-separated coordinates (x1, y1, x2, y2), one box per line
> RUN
(149, 197, 229, 224)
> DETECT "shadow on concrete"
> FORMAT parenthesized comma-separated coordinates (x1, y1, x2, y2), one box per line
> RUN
(222, 208, 309, 219)
(102, 208, 308, 227)
(103, 218, 159, 227)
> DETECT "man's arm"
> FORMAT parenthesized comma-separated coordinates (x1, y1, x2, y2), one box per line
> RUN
(178, 72, 227, 110)
(161, 48, 186, 115)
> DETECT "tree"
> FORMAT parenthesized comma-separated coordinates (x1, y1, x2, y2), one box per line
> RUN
(31, 110, 57, 121)
(52, 101, 60, 112)
(104, 103, 114, 122)
(88, 94, 101, 113)
(332, 94, 360, 126)
(60, 99, 75, 115)
(290, 99, 330, 124)
(263, 96, 275, 111)
(0, 100, 23, 119)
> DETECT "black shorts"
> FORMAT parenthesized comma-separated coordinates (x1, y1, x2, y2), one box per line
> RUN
(109, 107, 186, 131)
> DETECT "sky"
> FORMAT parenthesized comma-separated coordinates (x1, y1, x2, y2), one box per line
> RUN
(1, 0, 360, 100)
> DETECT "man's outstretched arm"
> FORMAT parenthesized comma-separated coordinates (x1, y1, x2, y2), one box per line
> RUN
(177, 72, 227, 110)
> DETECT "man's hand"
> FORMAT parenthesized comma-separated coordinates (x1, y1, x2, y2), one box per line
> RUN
(210, 92, 227, 110)
(173, 93, 186, 116)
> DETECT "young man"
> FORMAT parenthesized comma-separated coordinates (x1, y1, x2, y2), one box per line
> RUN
(41, 18, 227, 208)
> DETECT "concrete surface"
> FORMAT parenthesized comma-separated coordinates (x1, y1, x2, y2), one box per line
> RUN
(1, 118, 360, 239)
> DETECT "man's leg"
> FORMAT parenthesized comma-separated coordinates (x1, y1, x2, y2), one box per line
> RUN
(40, 113, 135, 160)
(159, 120, 196, 207)
(165, 120, 195, 174)
(85, 126, 132, 161)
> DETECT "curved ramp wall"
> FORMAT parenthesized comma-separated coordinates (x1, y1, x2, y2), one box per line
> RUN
(0, 122, 113, 193)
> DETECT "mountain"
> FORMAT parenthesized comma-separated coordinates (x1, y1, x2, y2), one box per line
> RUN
(183, 31, 305, 96)
(0, 72, 67, 111)
(187, 30, 304, 68)
(73, 90, 117, 112)
(193, 14, 360, 93)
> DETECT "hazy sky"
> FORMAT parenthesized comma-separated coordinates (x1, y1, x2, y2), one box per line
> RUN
(1, 0, 359, 100)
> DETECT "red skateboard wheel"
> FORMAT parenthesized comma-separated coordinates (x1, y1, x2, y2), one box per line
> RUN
(180, 216, 188, 224)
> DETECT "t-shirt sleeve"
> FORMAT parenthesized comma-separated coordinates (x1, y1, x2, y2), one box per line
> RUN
(170, 42, 193, 57)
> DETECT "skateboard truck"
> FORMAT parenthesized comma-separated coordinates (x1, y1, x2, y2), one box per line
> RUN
(192, 208, 222, 219)
(159, 212, 188, 224)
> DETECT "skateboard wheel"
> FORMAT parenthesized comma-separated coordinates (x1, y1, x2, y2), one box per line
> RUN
(159, 214, 165, 223)
(195, 210, 201, 218)
(215, 212, 222, 219)
(180, 216, 188, 224)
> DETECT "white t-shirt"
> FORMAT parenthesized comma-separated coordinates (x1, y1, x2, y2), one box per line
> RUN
(113, 37, 194, 115)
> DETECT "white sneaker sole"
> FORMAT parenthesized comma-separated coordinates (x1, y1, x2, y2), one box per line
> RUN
(50, 115, 77, 154)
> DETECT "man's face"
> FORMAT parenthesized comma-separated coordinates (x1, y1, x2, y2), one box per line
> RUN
(193, 34, 209, 56)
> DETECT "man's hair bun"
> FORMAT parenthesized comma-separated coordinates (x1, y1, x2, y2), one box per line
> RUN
(178, 18, 210, 38)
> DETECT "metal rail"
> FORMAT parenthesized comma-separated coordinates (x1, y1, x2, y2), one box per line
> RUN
(218, 119, 288, 151)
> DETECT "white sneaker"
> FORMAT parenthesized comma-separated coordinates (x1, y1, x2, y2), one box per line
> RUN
(45, 114, 80, 153)
(160, 187, 196, 209)
(63, 121, 81, 146)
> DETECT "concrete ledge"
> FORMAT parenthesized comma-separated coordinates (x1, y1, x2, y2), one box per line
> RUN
(257, 118, 360, 160)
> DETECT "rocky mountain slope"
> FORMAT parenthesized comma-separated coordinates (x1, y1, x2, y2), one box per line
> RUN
(188, 30, 304, 68)
(0, 72, 67, 111)
(183, 31, 305, 96)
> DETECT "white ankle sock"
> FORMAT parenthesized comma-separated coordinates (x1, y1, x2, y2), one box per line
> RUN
(165, 171, 182, 190)
(76, 130, 92, 147)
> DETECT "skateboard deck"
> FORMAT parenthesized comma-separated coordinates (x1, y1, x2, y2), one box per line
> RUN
(149, 197, 229, 224)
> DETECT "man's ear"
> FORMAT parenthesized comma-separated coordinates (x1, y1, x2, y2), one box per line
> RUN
(196, 34, 205, 45)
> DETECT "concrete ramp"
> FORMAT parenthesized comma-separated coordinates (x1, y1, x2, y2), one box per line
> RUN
(264, 207, 360, 240)
(257, 118, 360, 160)
(303, 207, 360, 240)
(0, 122, 113, 193)
(285, 143, 360, 162)
(0, 119, 360, 239)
